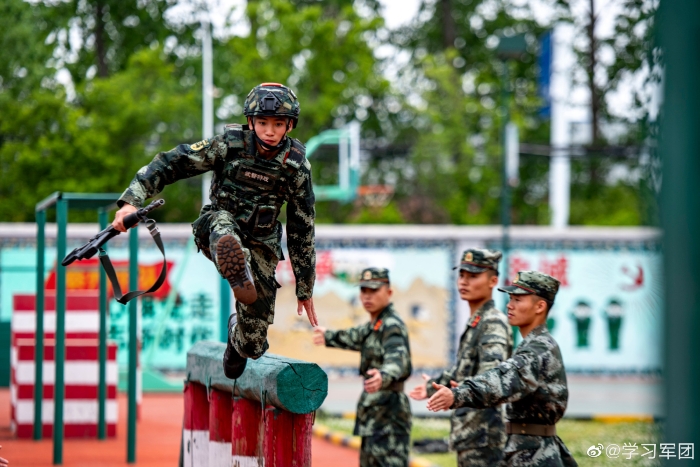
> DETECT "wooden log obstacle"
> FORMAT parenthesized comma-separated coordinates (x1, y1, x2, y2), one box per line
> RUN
(182, 341, 328, 467)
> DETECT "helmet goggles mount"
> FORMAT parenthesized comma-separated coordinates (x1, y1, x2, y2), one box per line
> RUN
(260, 91, 282, 112)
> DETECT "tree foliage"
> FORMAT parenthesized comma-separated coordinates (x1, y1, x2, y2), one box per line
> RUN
(0, 0, 657, 226)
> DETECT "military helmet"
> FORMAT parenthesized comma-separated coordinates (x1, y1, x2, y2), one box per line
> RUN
(243, 83, 300, 128)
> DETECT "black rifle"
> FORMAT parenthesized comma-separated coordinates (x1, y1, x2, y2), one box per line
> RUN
(62, 199, 167, 304)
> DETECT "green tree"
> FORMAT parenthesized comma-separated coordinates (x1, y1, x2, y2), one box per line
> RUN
(0, 47, 200, 222)
(34, 0, 196, 82)
(557, 0, 660, 226)
(384, 0, 555, 224)
(213, 0, 401, 222)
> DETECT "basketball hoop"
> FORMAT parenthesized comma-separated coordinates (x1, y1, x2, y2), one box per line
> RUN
(357, 185, 395, 208)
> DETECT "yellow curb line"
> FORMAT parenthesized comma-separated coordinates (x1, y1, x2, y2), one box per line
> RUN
(591, 414, 655, 423)
(313, 423, 439, 467)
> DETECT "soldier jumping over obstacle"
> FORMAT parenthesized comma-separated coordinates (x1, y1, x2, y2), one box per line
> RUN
(113, 83, 317, 379)
(313, 268, 412, 467)
(427, 271, 578, 467)
(409, 249, 512, 466)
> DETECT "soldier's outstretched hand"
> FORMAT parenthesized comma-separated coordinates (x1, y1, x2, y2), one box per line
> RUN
(409, 373, 432, 400)
(426, 382, 454, 412)
(0, 445, 9, 467)
(297, 298, 318, 327)
(364, 369, 383, 394)
(312, 327, 327, 346)
(450, 380, 459, 388)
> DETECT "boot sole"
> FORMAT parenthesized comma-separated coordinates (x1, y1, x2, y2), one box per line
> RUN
(217, 235, 257, 305)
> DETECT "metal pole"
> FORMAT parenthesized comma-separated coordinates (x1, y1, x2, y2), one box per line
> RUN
(500, 63, 511, 285)
(127, 226, 138, 463)
(97, 209, 108, 440)
(500, 62, 518, 345)
(33, 209, 46, 441)
(549, 25, 571, 228)
(201, 19, 214, 206)
(52, 199, 67, 465)
(660, 0, 700, 456)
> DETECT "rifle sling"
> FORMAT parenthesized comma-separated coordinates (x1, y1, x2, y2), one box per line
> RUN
(98, 219, 167, 305)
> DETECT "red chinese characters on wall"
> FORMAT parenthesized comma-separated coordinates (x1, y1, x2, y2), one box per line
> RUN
(275, 250, 334, 285)
(507, 254, 569, 287)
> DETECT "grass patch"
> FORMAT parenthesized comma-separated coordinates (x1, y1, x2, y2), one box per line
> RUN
(558, 420, 661, 466)
(316, 414, 662, 466)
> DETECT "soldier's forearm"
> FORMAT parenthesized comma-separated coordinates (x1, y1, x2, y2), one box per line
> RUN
(118, 189, 145, 209)
(294, 272, 315, 300)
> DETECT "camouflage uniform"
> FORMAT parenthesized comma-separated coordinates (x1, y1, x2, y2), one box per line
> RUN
(449, 271, 578, 467)
(427, 249, 512, 466)
(323, 269, 412, 467)
(118, 84, 315, 360)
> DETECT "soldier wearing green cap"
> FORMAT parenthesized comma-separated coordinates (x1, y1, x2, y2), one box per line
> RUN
(409, 248, 512, 467)
(112, 82, 318, 379)
(313, 268, 412, 467)
(426, 270, 578, 467)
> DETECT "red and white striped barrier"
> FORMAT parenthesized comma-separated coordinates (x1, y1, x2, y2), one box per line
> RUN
(10, 292, 119, 438)
(183, 382, 314, 467)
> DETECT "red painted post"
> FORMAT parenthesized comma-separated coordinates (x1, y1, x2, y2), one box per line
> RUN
(263, 407, 313, 467)
(208, 389, 232, 466)
(183, 382, 209, 467)
(231, 397, 264, 466)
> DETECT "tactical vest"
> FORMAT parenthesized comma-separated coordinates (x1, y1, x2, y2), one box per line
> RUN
(212, 123, 307, 238)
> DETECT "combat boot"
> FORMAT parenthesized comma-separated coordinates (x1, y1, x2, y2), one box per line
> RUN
(216, 235, 257, 305)
(223, 313, 247, 379)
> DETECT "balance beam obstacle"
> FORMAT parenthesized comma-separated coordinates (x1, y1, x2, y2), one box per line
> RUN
(182, 341, 328, 467)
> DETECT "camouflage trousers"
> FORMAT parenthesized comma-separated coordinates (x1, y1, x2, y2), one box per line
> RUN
(360, 433, 410, 467)
(503, 435, 578, 467)
(457, 446, 504, 467)
(192, 206, 280, 359)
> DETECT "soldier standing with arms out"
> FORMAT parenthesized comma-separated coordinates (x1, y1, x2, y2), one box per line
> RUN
(112, 83, 318, 379)
(313, 268, 412, 467)
(427, 271, 578, 467)
(409, 249, 512, 466)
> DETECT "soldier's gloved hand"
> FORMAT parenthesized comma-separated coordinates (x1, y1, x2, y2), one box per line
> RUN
(364, 368, 383, 394)
(426, 382, 454, 412)
(112, 203, 139, 232)
(409, 373, 432, 400)
(297, 298, 318, 327)
(312, 327, 327, 346)
(0, 445, 9, 467)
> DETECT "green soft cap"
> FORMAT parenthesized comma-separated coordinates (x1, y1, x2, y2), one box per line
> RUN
(498, 270, 560, 302)
(358, 267, 390, 289)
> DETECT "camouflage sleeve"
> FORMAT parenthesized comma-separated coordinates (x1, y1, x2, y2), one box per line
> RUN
(450, 350, 540, 410)
(324, 325, 367, 352)
(475, 319, 512, 374)
(426, 366, 457, 397)
(378, 324, 411, 388)
(118, 136, 226, 208)
(286, 159, 316, 300)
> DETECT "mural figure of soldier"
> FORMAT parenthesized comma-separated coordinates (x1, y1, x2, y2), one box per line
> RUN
(112, 83, 318, 379)
(409, 249, 512, 467)
(313, 268, 412, 467)
(426, 271, 578, 467)
(570, 300, 592, 348)
(604, 298, 624, 350)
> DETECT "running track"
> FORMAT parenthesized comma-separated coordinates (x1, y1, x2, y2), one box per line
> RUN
(0, 389, 359, 467)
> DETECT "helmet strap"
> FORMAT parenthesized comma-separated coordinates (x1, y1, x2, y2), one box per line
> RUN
(255, 133, 287, 152)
